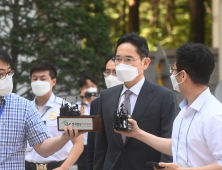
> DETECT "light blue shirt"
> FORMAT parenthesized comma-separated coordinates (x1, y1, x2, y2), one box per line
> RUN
(171, 88, 222, 167)
(0, 93, 51, 169)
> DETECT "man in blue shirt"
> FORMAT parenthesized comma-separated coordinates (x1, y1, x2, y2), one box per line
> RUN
(0, 49, 78, 170)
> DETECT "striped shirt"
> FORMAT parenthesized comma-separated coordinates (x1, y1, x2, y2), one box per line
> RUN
(0, 93, 51, 170)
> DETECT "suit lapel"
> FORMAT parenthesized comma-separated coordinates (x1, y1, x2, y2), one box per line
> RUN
(124, 79, 154, 145)
(107, 85, 125, 147)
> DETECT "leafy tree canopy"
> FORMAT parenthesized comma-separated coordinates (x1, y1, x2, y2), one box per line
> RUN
(0, 0, 112, 98)
(104, 0, 212, 51)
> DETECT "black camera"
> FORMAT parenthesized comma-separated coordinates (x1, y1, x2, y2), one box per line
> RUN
(85, 87, 98, 98)
(113, 104, 132, 131)
(60, 99, 81, 116)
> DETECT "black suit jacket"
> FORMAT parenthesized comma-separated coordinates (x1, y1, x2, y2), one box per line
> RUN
(93, 79, 178, 170)
(87, 97, 100, 170)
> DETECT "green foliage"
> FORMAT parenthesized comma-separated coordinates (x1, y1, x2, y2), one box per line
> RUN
(0, 0, 112, 98)
(104, 0, 212, 51)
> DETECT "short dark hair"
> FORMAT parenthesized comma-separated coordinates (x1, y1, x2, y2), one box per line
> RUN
(78, 74, 97, 87)
(176, 43, 215, 85)
(0, 49, 12, 65)
(30, 62, 57, 80)
(115, 32, 149, 58)
(105, 54, 115, 66)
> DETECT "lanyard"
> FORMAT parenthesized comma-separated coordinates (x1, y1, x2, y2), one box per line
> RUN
(40, 96, 56, 118)
(0, 96, 7, 118)
(41, 107, 51, 118)
(176, 110, 197, 165)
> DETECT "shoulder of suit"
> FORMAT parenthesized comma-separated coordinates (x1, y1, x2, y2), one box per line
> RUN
(91, 97, 100, 105)
(149, 81, 173, 94)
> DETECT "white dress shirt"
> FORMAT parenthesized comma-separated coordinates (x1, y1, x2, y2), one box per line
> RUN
(25, 93, 73, 163)
(118, 77, 145, 115)
(77, 101, 90, 145)
(171, 88, 222, 167)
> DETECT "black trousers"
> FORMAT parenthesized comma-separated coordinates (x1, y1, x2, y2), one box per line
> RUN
(25, 160, 64, 170)
(76, 145, 87, 170)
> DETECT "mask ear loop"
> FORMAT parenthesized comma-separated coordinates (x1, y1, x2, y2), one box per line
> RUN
(176, 70, 187, 85)
(137, 58, 146, 75)
(48, 80, 55, 102)
(137, 58, 145, 68)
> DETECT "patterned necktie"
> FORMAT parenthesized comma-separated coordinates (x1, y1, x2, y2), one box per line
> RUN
(121, 90, 133, 143)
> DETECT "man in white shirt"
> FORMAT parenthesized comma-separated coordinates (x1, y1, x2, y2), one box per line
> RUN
(116, 43, 222, 170)
(25, 62, 84, 170)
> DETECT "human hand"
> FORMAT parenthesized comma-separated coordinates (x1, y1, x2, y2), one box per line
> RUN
(63, 125, 87, 140)
(114, 119, 140, 138)
(80, 89, 88, 102)
(154, 162, 184, 170)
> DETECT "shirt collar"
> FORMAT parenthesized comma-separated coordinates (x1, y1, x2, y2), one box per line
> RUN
(34, 92, 55, 108)
(121, 76, 145, 96)
(179, 87, 211, 111)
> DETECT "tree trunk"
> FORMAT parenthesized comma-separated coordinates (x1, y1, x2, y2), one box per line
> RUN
(120, 0, 126, 34)
(11, 0, 20, 93)
(128, 0, 140, 33)
(166, 0, 175, 40)
(189, 0, 205, 43)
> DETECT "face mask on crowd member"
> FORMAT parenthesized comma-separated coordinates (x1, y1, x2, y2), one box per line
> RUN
(105, 75, 122, 88)
(0, 58, 14, 96)
(170, 66, 187, 92)
(79, 75, 98, 101)
(0, 73, 14, 96)
(114, 43, 151, 83)
(31, 80, 53, 96)
(104, 58, 123, 88)
(31, 70, 56, 97)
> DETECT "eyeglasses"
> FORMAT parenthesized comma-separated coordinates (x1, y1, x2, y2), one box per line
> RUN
(113, 56, 142, 65)
(0, 70, 14, 80)
(169, 67, 177, 74)
(103, 70, 116, 77)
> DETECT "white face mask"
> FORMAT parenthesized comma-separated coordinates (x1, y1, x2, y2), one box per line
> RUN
(87, 87, 97, 93)
(105, 75, 123, 88)
(0, 75, 13, 96)
(31, 80, 52, 96)
(170, 70, 185, 92)
(115, 59, 144, 82)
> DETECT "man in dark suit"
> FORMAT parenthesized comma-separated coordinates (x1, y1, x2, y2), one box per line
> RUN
(93, 32, 178, 170)
(87, 54, 123, 170)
